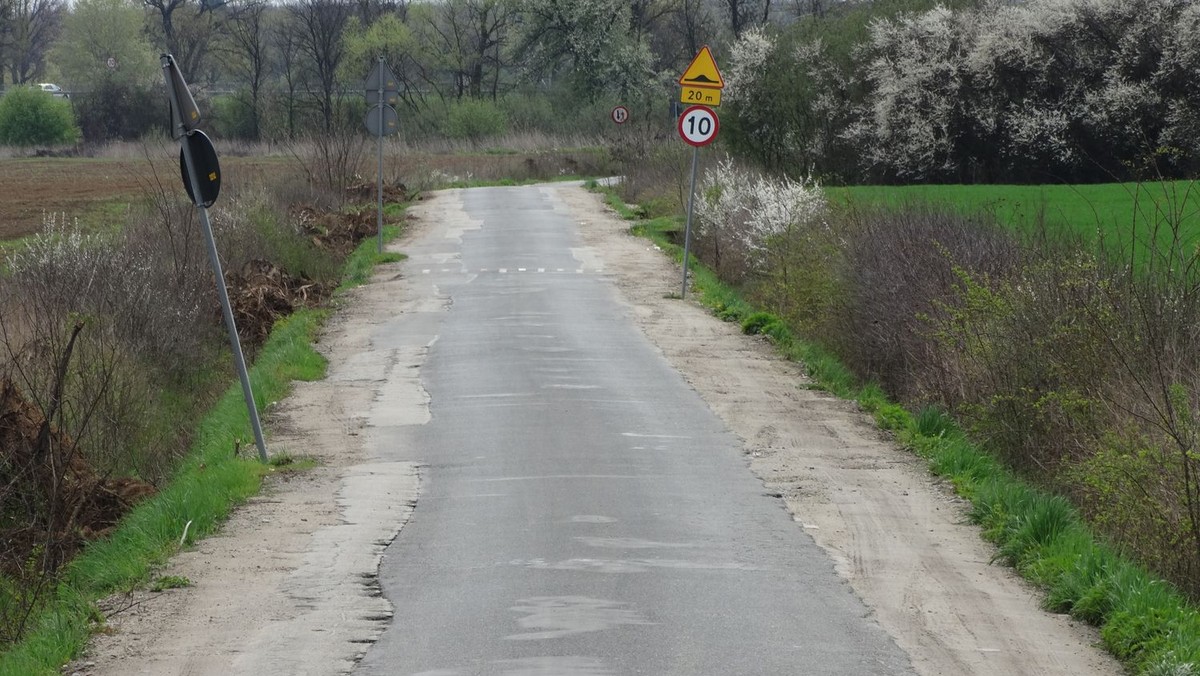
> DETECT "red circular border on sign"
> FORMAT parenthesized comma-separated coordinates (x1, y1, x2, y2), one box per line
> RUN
(678, 105, 719, 147)
(611, 105, 630, 124)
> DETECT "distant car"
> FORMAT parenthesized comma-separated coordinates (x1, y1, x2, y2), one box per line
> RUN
(37, 83, 68, 98)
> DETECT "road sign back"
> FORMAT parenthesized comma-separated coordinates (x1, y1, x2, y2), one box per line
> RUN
(679, 46, 724, 89)
(365, 105, 398, 137)
(366, 89, 400, 106)
(365, 60, 399, 92)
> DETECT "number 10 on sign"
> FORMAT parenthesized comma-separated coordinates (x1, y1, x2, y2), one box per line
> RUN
(678, 105, 718, 147)
(678, 105, 718, 299)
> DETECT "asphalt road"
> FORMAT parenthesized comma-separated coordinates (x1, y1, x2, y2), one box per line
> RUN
(355, 185, 913, 676)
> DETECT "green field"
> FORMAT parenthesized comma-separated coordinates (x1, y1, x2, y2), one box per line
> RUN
(827, 182, 1200, 260)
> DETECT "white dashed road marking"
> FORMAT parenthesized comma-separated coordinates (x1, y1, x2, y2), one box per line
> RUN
(416, 267, 606, 275)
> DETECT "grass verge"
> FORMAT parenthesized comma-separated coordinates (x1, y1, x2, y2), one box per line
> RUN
(827, 181, 1200, 266)
(441, 174, 590, 190)
(338, 223, 407, 291)
(603, 185, 1200, 675)
(0, 209, 408, 676)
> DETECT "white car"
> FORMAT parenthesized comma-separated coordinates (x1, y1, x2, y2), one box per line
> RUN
(38, 83, 68, 98)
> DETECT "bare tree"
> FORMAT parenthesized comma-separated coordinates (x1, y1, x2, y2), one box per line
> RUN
(723, 0, 770, 38)
(142, 0, 223, 82)
(216, 0, 270, 138)
(668, 0, 713, 58)
(271, 11, 305, 138)
(789, 0, 826, 19)
(286, 0, 352, 132)
(0, 0, 15, 84)
(427, 0, 513, 99)
(4, 0, 64, 84)
(354, 0, 398, 23)
(629, 0, 671, 39)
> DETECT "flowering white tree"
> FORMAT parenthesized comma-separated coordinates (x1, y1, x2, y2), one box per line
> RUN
(514, 0, 650, 98)
(849, 6, 973, 181)
(724, 26, 773, 104)
(845, 0, 1199, 182)
(695, 156, 826, 279)
(1155, 3, 1200, 170)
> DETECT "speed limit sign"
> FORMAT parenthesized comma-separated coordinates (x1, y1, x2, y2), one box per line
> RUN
(678, 105, 718, 147)
(611, 105, 630, 124)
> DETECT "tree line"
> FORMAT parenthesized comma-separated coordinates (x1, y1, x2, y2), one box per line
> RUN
(723, 0, 1200, 184)
(0, 0, 836, 144)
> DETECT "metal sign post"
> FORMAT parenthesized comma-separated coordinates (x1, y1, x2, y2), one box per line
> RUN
(676, 47, 725, 300)
(162, 53, 268, 463)
(375, 57, 384, 254)
(681, 146, 700, 299)
(364, 57, 400, 254)
(677, 105, 720, 299)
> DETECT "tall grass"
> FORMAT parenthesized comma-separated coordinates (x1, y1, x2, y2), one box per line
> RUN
(0, 312, 326, 676)
(0, 186, 408, 673)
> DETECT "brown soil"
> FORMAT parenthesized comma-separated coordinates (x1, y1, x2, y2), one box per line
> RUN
(343, 180, 409, 204)
(0, 377, 155, 576)
(225, 259, 327, 348)
(292, 204, 378, 256)
(0, 149, 599, 245)
(0, 156, 294, 241)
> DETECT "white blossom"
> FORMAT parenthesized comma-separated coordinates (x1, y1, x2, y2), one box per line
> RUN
(725, 27, 775, 104)
(695, 157, 827, 271)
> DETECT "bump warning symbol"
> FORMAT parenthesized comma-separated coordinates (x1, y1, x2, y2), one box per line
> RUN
(678, 46, 724, 89)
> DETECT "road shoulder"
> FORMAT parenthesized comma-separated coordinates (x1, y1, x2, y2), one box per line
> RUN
(561, 185, 1122, 676)
(66, 219, 431, 676)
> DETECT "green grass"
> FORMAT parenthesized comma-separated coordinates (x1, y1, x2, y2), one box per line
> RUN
(0, 311, 327, 676)
(149, 575, 190, 592)
(441, 174, 589, 190)
(0, 204, 411, 676)
(337, 224, 407, 291)
(605, 191, 643, 220)
(602, 184, 1200, 675)
(828, 181, 1200, 263)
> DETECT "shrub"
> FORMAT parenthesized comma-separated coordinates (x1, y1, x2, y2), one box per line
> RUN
(693, 157, 828, 289)
(616, 142, 692, 221)
(820, 206, 1024, 404)
(498, 93, 556, 134)
(210, 92, 261, 141)
(683, 165, 1200, 604)
(73, 82, 164, 143)
(0, 87, 80, 147)
(741, 311, 779, 336)
(284, 117, 368, 202)
(442, 98, 508, 146)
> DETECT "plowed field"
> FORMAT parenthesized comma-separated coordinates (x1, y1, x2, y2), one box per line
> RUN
(0, 156, 294, 240)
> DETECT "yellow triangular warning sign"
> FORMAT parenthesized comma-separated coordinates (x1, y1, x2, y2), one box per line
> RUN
(679, 46, 724, 89)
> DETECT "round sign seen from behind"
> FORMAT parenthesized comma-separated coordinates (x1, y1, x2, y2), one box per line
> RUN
(364, 104, 399, 137)
(678, 105, 718, 147)
(611, 105, 630, 125)
(179, 129, 221, 208)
